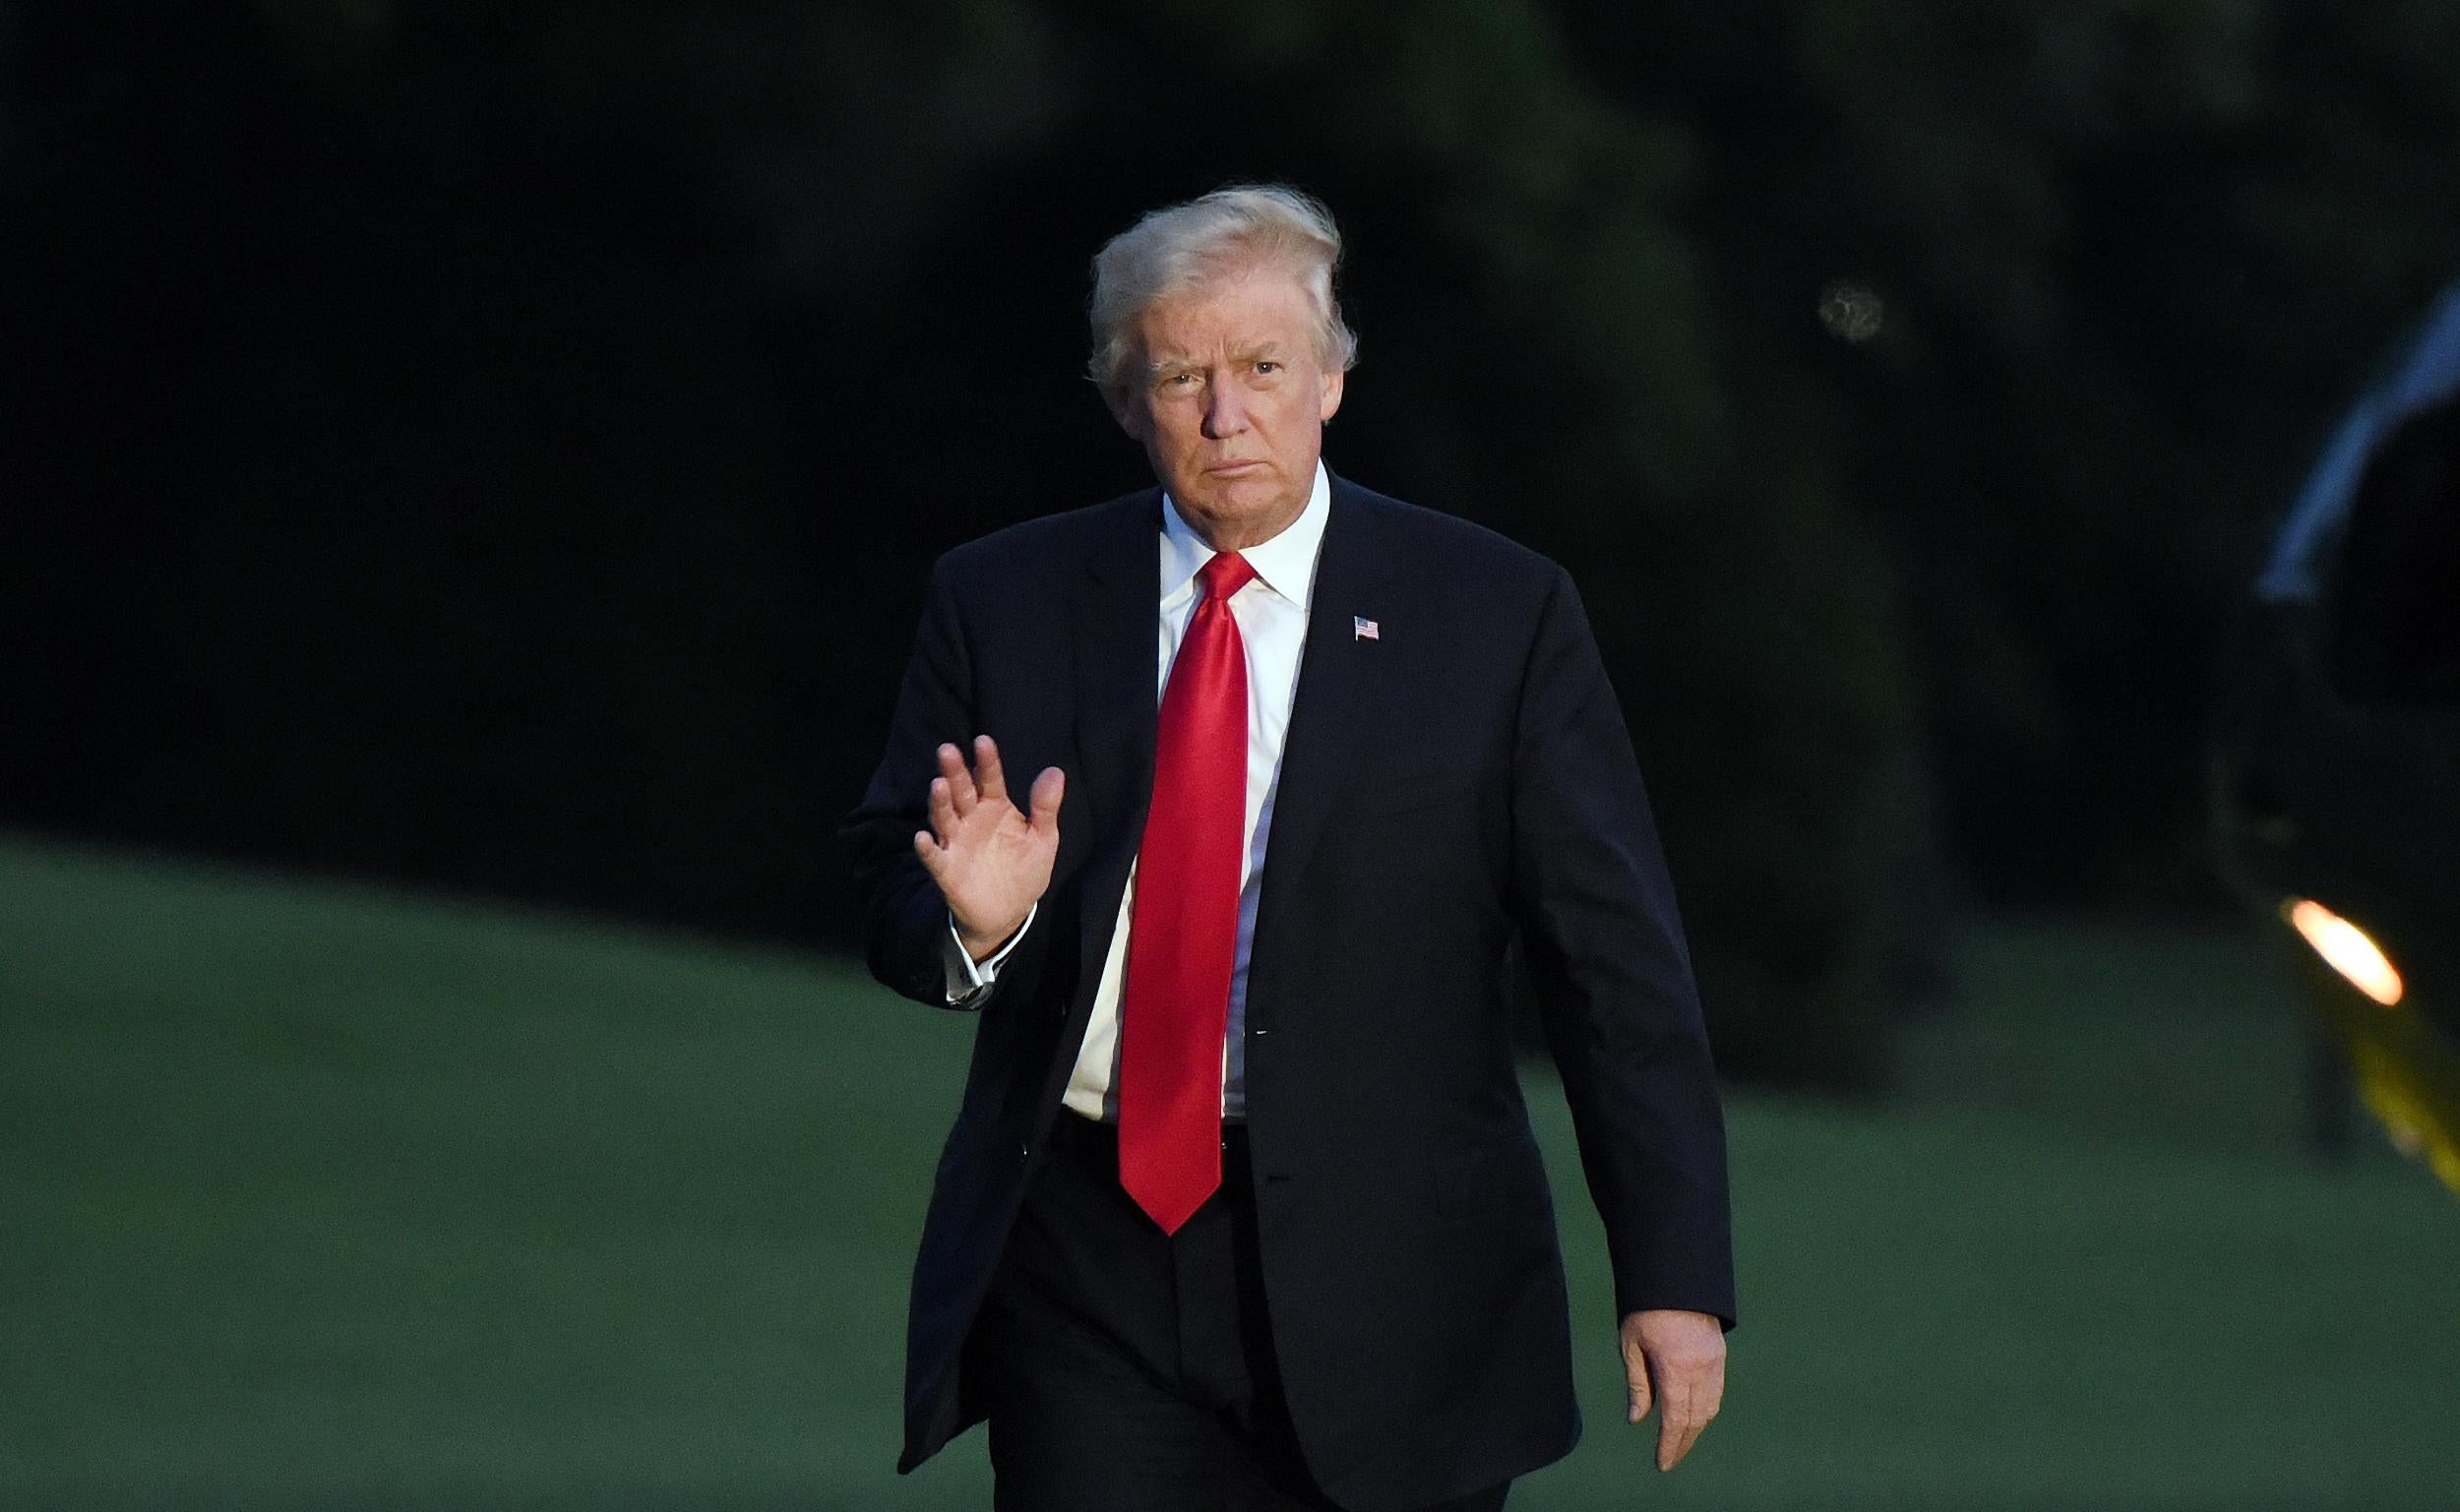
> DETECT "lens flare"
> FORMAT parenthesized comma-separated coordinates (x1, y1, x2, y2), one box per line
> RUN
(2283, 899, 2405, 1006)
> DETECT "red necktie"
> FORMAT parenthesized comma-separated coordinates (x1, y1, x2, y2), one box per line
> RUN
(1119, 550, 1258, 1234)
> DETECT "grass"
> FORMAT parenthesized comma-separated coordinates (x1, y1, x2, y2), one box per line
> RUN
(3, 834, 2456, 1509)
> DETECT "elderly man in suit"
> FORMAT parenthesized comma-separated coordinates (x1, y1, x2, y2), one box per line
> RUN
(844, 184, 1733, 1512)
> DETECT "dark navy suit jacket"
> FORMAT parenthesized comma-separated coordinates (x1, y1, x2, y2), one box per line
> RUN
(842, 473, 1734, 1511)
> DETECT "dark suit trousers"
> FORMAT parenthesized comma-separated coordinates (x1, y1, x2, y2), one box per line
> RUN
(965, 1113, 1509, 1512)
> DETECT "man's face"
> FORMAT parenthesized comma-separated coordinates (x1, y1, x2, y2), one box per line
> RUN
(1114, 265, 1345, 550)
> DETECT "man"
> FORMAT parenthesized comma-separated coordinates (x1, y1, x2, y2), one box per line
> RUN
(843, 184, 1733, 1511)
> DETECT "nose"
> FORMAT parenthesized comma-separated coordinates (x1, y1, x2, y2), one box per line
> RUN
(1200, 370, 1250, 441)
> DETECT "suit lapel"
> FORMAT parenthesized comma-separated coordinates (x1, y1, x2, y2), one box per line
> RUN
(1247, 475, 1401, 992)
(1061, 476, 1400, 1004)
(1067, 489, 1162, 990)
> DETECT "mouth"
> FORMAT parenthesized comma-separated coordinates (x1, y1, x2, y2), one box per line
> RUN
(1205, 458, 1267, 475)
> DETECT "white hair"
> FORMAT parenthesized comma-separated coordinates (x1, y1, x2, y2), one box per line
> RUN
(1086, 183, 1360, 396)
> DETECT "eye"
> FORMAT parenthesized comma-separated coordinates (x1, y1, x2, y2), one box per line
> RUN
(1254, 360, 1281, 375)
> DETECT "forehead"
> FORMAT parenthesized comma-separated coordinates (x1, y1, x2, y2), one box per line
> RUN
(1137, 267, 1317, 358)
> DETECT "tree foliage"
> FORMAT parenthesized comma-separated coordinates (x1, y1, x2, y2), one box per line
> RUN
(8, 0, 2458, 1088)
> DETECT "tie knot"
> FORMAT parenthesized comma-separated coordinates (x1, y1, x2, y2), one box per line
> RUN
(1197, 552, 1257, 604)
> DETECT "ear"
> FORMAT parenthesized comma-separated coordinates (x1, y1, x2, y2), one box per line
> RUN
(1318, 365, 1345, 424)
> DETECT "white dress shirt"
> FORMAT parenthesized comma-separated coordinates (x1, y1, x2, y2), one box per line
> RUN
(941, 461, 1331, 1123)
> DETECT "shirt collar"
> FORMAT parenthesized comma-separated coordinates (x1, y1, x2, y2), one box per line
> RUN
(1158, 459, 1331, 612)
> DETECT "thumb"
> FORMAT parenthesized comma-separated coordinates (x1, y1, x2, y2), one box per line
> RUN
(1029, 766, 1066, 833)
(1624, 1336, 1653, 1424)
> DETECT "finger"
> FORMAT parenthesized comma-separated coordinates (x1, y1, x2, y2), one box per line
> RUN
(937, 743, 977, 816)
(973, 735, 1008, 808)
(928, 775, 958, 843)
(1624, 1339, 1652, 1426)
(1667, 1405, 1709, 1472)
(1028, 766, 1066, 834)
(1656, 1385, 1693, 1471)
(1658, 1365, 1720, 1472)
(912, 828, 949, 883)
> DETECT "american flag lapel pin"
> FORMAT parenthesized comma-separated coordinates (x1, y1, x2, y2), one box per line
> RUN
(1353, 615, 1380, 641)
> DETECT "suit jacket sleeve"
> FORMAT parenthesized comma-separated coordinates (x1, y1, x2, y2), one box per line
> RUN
(1511, 564, 1737, 1330)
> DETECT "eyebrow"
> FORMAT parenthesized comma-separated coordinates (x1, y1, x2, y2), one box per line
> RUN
(1143, 343, 1289, 378)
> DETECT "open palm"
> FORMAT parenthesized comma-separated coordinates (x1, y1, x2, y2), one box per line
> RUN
(912, 735, 1065, 960)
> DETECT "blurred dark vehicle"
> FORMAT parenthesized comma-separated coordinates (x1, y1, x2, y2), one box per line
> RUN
(2212, 282, 2460, 1196)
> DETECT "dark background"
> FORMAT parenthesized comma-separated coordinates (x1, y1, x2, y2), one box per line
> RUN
(8, 0, 2460, 1086)
(10, 6, 2460, 1509)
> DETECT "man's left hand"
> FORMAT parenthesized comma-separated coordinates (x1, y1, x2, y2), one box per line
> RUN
(1620, 1307, 1726, 1471)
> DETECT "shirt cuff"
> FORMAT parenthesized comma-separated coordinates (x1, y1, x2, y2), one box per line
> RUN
(944, 903, 1036, 1006)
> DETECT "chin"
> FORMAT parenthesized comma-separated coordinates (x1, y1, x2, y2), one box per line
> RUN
(1167, 466, 1299, 542)
(1210, 471, 1288, 511)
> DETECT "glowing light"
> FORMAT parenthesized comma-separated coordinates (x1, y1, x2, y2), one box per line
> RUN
(2283, 899, 2405, 1006)
(1817, 280, 1884, 343)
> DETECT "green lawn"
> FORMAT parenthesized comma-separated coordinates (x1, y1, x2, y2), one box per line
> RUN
(4, 836, 2455, 1510)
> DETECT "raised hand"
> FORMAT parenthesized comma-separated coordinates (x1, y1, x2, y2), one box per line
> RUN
(911, 735, 1065, 961)
(1622, 1307, 1726, 1472)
